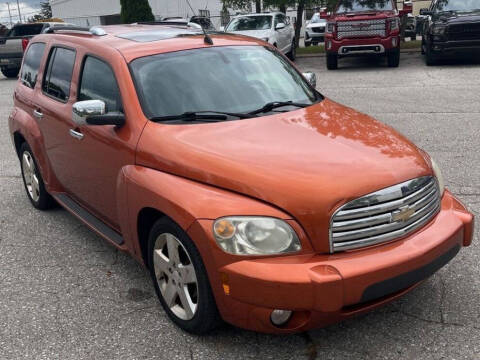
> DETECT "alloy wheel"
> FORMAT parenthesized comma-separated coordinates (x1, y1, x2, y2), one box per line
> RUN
(22, 151, 40, 202)
(153, 233, 198, 320)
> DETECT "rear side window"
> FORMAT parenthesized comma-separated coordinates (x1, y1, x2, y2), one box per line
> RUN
(78, 56, 122, 113)
(42, 47, 76, 102)
(21, 43, 45, 89)
(8, 24, 44, 37)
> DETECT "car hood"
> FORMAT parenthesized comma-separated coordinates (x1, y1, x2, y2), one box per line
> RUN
(227, 29, 271, 39)
(307, 22, 326, 29)
(136, 98, 432, 252)
(435, 11, 480, 24)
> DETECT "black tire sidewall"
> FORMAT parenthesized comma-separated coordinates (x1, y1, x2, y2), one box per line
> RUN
(1, 67, 20, 78)
(19, 142, 52, 210)
(147, 217, 220, 334)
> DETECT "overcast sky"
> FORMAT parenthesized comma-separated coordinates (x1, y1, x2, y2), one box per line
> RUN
(1, 1, 43, 24)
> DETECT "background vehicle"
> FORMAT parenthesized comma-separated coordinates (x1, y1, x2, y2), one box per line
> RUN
(421, 0, 480, 65)
(0, 22, 69, 78)
(324, 0, 401, 70)
(224, 12, 296, 60)
(305, 12, 327, 46)
(404, 13, 417, 41)
(160, 16, 215, 30)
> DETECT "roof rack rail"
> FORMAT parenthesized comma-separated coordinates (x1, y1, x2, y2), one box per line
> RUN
(136, 21, 200, 28)
(44, 26, 107, 36)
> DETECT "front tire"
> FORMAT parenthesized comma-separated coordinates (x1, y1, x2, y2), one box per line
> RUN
(425, 46, 438, 66)
(287, 39, 296, 61)
(1, 67, 20, 79)
(148, 217, 220, 334)
(326, 52, 338, 70)
(19, 142, 55, 210)
(387, 49, 400, 67)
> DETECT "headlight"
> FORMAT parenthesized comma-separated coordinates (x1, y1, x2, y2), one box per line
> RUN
(213, 217, 301, 255)
(432, 25, 446, 35)
(431, 157, 445, 195)
(326, 23, 336, 33)
(261, 37, 269, 42)
(388, 18, 399, 32)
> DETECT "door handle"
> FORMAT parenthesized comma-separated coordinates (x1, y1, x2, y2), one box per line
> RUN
(69, 129, 84, 140)
(33, 109, 43, 119)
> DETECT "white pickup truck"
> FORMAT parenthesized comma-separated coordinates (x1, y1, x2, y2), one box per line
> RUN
(0, 22, 66, 78)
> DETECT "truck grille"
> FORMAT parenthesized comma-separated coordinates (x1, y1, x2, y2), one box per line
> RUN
(448, 22, 480, 41)
(330, 177, 441, 252)
(312, 26, 325, 33)
(337, 19, 386, 40)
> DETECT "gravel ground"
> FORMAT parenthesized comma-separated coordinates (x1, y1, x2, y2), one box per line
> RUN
(0, 52, 479, 359)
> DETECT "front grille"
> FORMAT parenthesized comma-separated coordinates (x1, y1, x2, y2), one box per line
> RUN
(448, 22, 480, 41)
(330, 176, 441, 252)
(337, 19, 386, 39)
(312, 27, 325, 33)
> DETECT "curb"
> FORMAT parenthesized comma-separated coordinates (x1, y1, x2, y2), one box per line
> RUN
(297, 47, 421, 58)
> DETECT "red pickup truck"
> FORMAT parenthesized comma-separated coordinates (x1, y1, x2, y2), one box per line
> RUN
(325, 0, 401, 69)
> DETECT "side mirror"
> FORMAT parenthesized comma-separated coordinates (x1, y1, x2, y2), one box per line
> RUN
(219, 26, 225, 32)
(276, 23, 286, 30)
(419, 8, 432, 16)
(72, 100, 125, 127)
(303, 72, 317, 88)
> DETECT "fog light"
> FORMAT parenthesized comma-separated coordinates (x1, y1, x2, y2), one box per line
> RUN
(392, 37, 398, 47)
(270, 309, 292, 326)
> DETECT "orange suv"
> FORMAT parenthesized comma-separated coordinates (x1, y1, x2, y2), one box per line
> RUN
(9, 24, 474, 334)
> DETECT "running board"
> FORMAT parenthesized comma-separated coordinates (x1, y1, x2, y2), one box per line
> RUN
(53, 193, 124, 245)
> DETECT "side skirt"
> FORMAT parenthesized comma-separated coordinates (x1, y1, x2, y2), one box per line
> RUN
(53, 193, 124, 246)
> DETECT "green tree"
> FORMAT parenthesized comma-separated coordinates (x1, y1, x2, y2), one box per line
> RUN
(120, 0, 155, 24)
(29, 1, 53, 22)
(221, 0, 262, 13)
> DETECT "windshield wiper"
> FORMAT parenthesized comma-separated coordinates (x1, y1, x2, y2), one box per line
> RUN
(151, 110, 254, 123)
(249, 101, 311, 115)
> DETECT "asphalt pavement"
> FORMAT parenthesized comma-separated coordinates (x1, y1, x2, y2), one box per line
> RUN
(0, 52, 479, 359)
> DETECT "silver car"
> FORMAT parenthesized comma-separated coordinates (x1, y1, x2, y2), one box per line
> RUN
(305, 14, 327, 46)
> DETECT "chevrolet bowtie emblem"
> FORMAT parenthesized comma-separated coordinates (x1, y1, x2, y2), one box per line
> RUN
(391, 206, 415, 223)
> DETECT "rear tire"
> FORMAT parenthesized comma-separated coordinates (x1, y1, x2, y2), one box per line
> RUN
(387, 49, 400, 68)
(19, 142, 55, 210)
(148, 217, 221, 334)
(326, 52, 338, 70)
(1, 67, 20, 79)
(304, 40, 311, 47)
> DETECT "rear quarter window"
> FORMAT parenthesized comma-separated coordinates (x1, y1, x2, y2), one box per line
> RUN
(42, 47, 76, 102)
(20, 43, 46, 89)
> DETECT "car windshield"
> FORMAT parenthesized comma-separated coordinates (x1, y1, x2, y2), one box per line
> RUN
(336, 0, 394, 13)
(435, 0, 480, 12)
(130, 46, 318, 120)
(310, 13, 325, 23)
(226, 16, 272, 31)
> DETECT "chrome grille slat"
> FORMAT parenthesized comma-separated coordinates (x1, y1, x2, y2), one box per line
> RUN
(330, 176, 441, 252)
(337, 19, 386, 40)
(334, 180, 435, 221)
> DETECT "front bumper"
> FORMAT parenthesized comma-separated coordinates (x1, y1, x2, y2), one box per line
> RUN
(305, 31, 325, 43)
(326, 35, 399, 56)
(431, 39, 480, 54)
(188, 190, 473, 333)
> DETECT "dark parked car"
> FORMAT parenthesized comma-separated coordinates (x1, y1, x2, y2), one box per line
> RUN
(421, 0, 480, 65)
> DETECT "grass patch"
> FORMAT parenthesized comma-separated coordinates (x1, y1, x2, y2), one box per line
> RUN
(401, 40, 422, 49)
(296, 40, 421, 56)
(297, 44, 325, 55)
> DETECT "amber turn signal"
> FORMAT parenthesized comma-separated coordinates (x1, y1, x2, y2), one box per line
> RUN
(214, 219, 235, 239)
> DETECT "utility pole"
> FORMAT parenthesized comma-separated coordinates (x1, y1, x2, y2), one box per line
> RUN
(16, 0, 22, 23)
(6, 2, 13, 27)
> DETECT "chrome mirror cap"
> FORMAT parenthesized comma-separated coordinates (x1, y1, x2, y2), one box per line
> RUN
(72, 100, 106, 126)
(303, 72, 317, 88)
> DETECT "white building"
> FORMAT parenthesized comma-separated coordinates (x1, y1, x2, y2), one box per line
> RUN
(50, 0, 307, 31)
(51, 0, 239, 28)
